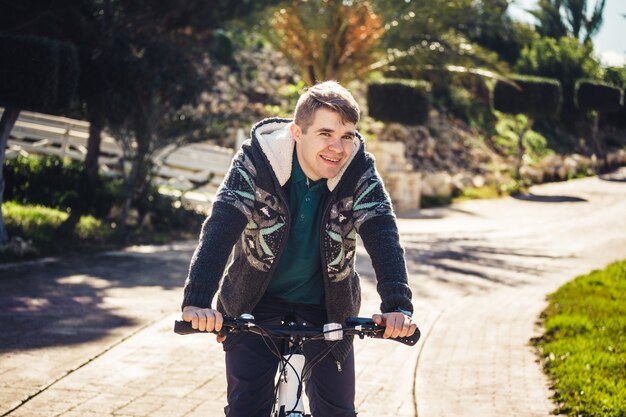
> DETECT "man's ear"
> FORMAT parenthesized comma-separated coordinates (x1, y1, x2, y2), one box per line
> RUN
(290, 123, 302, 143)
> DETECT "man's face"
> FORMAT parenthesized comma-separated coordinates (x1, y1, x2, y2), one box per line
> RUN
(291, 108, 356, 181)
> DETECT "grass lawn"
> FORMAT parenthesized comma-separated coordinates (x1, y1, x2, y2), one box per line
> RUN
(534, 259, 626, 416)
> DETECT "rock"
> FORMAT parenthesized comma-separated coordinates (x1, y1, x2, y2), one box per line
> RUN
(2, 236, 38, 258)
(383, 171, 422, 212)
(607, 151, 622, 167)
(563, 156, 579, 178)
(520, 165, 544, 184)
(452, 173, 474, 191)
(366, 141, 411, 173)
(472, 175, 486, 188)
(422, 172, 452, 197)
(378, 123, 411, 142)
(540, 154, 564, 181)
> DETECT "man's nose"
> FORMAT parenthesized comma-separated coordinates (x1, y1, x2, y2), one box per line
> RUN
(328, 137, 343, 153)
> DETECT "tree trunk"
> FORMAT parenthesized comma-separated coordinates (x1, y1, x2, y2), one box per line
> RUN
(57, 103, 104, 238)
(590, 111, 607, 171)
(85, 103, 103, 187)
(115, 132, 150, 242)
(513, 115, 531, 181)
(0, 107, 21, 246)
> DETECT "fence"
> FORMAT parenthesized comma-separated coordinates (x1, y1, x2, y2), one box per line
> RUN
(2, 109, 236, 208)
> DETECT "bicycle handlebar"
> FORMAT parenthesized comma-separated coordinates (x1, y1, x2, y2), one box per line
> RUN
(173, 316, 420, 347)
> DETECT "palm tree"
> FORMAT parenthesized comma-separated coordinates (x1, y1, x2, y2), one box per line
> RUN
(532, 0, 606, 43)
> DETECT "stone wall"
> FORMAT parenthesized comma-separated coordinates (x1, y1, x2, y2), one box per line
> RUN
(365, 141, 421, 212)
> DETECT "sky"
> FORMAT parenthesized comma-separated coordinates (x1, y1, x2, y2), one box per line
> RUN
(508, 0, 626, 66)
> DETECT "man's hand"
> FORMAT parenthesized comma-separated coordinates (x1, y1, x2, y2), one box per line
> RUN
(372, 312, 417, 339)
(182, 306, 225, 342)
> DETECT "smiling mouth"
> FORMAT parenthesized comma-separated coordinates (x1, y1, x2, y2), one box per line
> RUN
(320, 155, 341, 163)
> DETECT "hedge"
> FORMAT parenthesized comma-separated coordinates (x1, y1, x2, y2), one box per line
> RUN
(605, 89, 626, 129)
(0, 35, 79, 113)
(367, 79, 431, 125)
(492, 75, 561, 119)
(575, 79, 624, 113)
(2, 155, 119, 219)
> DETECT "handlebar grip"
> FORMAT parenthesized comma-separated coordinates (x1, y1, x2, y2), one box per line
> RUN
(383, 327, 421, 346)
(345, 317, 421, 347)
(174, 320, 234, 336)
(174, 320, 208, 335)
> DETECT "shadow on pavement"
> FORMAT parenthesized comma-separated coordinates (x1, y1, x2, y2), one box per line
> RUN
(0, 245, 193, 352)
(358, 233, 569, 293)
(399, 206, 480, 220)
(599, 173, 626, 183)
(511, 193, 587, 203)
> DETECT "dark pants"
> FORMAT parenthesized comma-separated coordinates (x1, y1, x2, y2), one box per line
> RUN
(223, 297, 357, 417)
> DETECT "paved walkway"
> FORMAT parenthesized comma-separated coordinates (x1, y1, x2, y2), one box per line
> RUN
(1, 167, 625, 417)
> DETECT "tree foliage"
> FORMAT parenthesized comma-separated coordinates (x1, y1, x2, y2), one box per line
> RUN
(0, 0, 281, 240)
(0, 35, 79, 114)
(0, 35, 79, 245)
(531, 0, 606, 43)
(265, 0, 384, 85)
(515, 36, 601, 114)
(461, 0, 535, 65)
(372, 0, 510, 75)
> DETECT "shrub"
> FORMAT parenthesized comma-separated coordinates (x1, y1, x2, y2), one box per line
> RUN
(601, 67, 626, 128)
(514, 36, 601, 114)
(3, 155, 121, 219)
(575, 80, 623, 113)
(492, 75, 561, 118)
(494, 113, 553, 164)
(367, 79, 431, 125)
(2, 201, 112, 257)
(134, 184, 205, 232)
(75, 216, 113, 240)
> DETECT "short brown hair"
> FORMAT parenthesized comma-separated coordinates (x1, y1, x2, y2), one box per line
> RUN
(293, 81, 360, 133)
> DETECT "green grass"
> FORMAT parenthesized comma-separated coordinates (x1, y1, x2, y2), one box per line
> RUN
(1, 201, 113, 261)
(534, 260, 626, 417)
(453, 183, 502, 203)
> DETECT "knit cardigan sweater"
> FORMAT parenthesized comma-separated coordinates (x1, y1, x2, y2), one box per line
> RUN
(183, 118, 413, 359)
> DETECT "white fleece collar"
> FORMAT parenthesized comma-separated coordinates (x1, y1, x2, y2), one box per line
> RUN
(253, 118, 361, 192)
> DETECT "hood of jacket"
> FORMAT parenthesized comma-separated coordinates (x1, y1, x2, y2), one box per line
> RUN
(250, 117, 363, 192)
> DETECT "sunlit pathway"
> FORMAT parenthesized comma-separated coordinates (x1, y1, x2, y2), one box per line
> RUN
(1, 168, 625, 416)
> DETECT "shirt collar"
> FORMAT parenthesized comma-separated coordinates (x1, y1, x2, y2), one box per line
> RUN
(292, 150, 326, 190)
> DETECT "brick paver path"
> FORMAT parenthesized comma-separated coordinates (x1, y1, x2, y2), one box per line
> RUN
(1, 168, 625, 417)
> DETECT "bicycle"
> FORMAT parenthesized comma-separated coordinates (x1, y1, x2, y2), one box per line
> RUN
(174, 313, 420, 417)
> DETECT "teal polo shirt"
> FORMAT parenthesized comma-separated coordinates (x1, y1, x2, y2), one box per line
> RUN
(265, 150, 328, 305)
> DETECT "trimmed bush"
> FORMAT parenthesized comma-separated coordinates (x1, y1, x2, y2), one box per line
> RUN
(492, 75, 561, 119)
(3, 155, 121, 219)
(367, 79, 431, 125)
(605, 90, 626, 129)
(575, 80, 623, 113)
(0, 35, 79, 113)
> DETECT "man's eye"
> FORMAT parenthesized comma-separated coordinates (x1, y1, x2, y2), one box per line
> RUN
(342, 136, 353, 141)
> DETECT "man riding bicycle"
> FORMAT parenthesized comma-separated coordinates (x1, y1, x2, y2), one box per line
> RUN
(181, 81, 417, 417)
